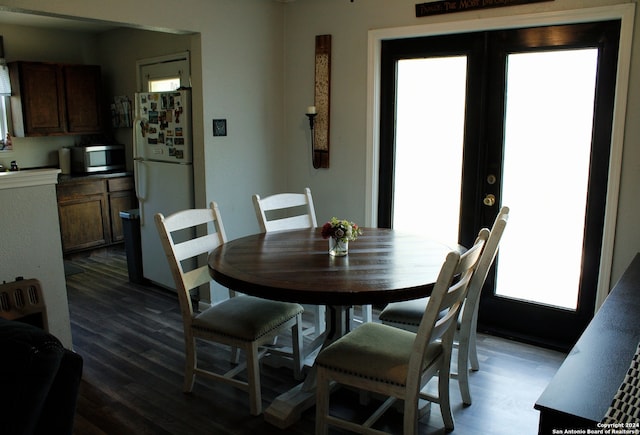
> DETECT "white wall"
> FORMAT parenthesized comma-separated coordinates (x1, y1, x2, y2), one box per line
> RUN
(196, 2, 288, 238)
(0, 181, 71, 347)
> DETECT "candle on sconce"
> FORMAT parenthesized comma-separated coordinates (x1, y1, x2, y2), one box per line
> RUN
(306, 106, 317, 115)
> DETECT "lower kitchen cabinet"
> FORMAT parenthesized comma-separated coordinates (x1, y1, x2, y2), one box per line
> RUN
(57, 175, 136, 253)
(58, 193, 109, 252)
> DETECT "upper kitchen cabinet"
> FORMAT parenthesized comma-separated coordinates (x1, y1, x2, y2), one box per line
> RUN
(63, 65, 103, 134)
(9, 61, 104, 137)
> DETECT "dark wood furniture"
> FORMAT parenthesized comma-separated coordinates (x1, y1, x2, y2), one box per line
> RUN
(535, 253, 640, 433)
(56, 174, 136, 253)
(9, 61, 103, 136)
(208, 227, 457, 428)
(209, 227, 452, 307)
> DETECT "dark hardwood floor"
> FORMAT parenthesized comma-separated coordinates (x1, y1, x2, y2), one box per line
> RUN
(65, 246, 565, 434)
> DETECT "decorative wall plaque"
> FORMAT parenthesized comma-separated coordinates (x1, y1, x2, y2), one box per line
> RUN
(416, 0, 553, 17)
(313, 34, 331, 169)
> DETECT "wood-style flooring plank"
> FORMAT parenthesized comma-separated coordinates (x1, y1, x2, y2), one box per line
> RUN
(66, 246, 565, 434)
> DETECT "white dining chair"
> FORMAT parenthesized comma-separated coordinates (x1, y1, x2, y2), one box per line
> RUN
(252, 188, 326, 359)
(315, 231, 487, 434)
(252, 188, 373, 336)
(155, 202, 304, 415)
(379, 206, 509, 405)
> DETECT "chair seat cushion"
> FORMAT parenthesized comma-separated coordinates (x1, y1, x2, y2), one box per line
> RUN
(192, 295, 303, 341)
(315, 322, 442, 386)
(378, 297, 429, 327)
(379, 298, 454, 329)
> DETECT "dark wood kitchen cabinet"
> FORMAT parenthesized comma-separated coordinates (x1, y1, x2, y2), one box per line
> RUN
(57, 175, 136, 253)
(9, 61, 103, 137)
(57, 178, 109, 252)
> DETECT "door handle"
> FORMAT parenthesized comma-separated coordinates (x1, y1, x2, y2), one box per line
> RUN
(483, 194, 496, 207)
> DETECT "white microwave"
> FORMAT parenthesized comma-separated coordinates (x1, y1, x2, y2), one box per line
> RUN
(70, 145, 125, 174)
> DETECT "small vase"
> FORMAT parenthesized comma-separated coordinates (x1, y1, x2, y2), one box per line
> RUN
(329, 238, 349, 257)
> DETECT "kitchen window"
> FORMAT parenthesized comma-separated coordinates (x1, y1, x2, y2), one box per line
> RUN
(137, 51, 190, 92)
(149, 77, 180, 92)
(0, 36, 10, 151)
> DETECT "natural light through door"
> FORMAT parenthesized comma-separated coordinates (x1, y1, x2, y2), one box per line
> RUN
(149, 77, 181, 92)
(393, 56, 467, 246)
(496, 49, 598, 310)
(393, 49, 599, 310)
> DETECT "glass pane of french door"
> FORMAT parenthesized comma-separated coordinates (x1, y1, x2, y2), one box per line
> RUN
(392, 56, 466, 246)
(496, 49, 599, 310)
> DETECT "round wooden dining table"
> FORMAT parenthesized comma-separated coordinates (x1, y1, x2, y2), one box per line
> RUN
(207, 227, 458, 428)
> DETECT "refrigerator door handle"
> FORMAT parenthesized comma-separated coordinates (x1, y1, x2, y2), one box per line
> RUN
(133, 109, 148, 226)
(133, 117, 146, 161)
(134, 159, 147, 226)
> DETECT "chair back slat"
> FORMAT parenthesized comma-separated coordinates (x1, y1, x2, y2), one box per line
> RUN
(262, 215, 316, 232)
(253, 187, 318, 233)
(163, 208, 218, 233)
(182, 266, 214, 292)
(174, 233, 222, 263)
(258, 192, 310, 209)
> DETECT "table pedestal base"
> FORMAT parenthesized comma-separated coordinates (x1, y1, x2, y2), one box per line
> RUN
(264, 305, 352, 428)
(264, 383, 316, 429)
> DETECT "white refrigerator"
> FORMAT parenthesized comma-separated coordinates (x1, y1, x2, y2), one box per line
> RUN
(134, 89, 194, 290)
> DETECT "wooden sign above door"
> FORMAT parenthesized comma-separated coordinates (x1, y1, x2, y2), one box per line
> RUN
(416, 0, 553, 18)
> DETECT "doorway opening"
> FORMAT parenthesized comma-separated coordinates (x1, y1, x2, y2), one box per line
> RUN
(376, 18, 625, 349)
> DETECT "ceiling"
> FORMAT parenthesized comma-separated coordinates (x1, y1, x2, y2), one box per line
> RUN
(0, 9, 122, 33)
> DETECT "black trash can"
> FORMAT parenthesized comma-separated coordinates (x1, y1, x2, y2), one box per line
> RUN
(119, 209, 144, 284)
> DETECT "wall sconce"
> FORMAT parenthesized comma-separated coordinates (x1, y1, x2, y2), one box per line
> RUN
(305, 106, 318, 167)
(305, 105, 317, 128)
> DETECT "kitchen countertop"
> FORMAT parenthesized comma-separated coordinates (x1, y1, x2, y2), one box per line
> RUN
(0, 168, 61, 190)
(57, 171, 133, 184)
(0, 168, 133, 190)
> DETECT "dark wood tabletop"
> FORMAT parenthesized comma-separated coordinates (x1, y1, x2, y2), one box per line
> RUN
(208, 227, 456, 306)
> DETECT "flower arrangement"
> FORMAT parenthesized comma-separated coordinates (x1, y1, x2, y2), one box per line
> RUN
(321, 217, 362, 243)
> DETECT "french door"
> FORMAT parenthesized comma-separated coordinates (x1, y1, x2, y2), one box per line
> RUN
(378, 21, 621, 350)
